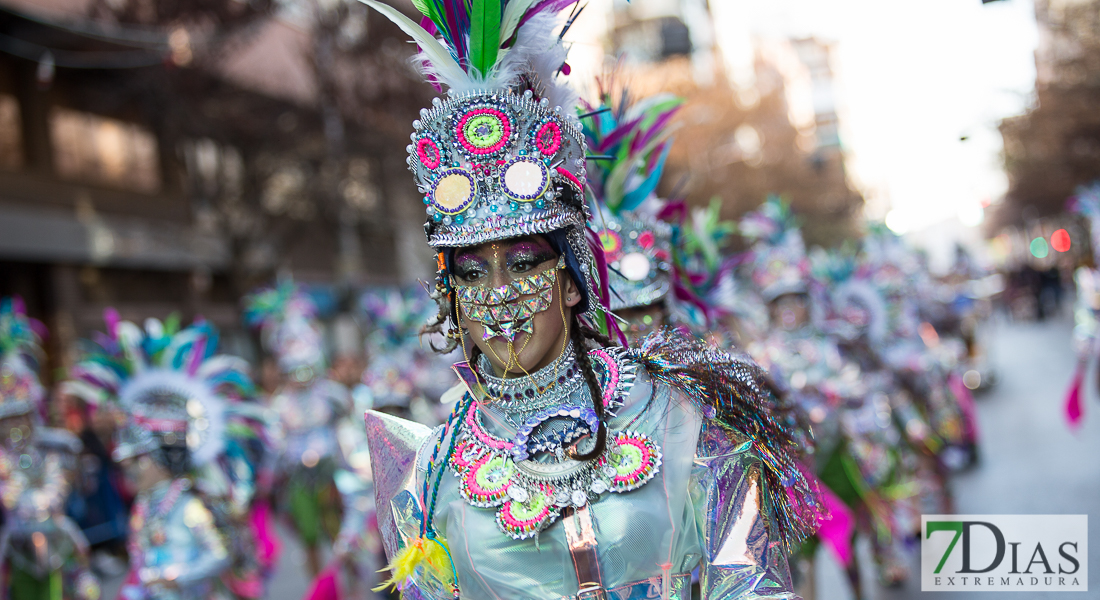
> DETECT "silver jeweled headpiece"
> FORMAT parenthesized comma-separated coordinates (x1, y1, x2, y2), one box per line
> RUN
(412, 91, 588, 248)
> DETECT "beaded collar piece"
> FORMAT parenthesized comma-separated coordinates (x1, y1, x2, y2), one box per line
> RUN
(449, 348, 655, 540)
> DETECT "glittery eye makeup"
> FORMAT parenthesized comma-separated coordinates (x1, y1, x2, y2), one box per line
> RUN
(454, 254, 489, 283)
(505, 241, 558, 274)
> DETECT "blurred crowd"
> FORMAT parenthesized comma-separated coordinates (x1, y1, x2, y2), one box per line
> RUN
(0, 188, 1004, 600)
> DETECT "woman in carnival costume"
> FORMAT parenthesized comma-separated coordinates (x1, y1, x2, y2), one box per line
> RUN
(243, 282, 349, 577)
(358, 1, 818, 598)
(63, 315, 262, 600)
(733, 200, 922, 596)
(0, 298, 100, 600)
(580, 85, 690, 342)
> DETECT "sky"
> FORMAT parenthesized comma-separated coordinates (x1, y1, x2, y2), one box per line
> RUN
(708, 0, 1042, 235)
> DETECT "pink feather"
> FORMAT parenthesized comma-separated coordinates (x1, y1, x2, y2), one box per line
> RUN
(104, 307, 121, 340)
(1065, 362, 1086, 429)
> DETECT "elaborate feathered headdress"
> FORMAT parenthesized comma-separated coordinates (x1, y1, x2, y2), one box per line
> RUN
(363, 0, 591, 249)
(740, 196, 810, 302)
(583, 89, 683, 311)
(0, 297, 46, 419)
(243, 281, 326, 374)
(671, 199, 767, 331)
(365, 0, 628, 341)
(63, 312, 254, 472)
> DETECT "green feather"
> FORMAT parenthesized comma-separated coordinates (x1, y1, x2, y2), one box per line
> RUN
(409, 0, 432, 16)
(470, 0, 502, 78)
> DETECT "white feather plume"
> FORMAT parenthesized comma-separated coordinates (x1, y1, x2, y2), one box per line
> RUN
(406, 11, 578, 111)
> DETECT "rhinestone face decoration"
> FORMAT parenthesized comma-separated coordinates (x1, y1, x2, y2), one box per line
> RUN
(408, 90, 588, 248)
(454, 257, 563, 341)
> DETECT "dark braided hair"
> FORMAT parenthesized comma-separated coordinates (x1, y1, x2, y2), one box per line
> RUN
(567, 313, 609, 461)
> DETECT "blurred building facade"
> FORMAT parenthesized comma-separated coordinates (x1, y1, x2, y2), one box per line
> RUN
(996, 0, 1100, 230)
(589, 0, 864, 244)
(0, 0, 434, 376)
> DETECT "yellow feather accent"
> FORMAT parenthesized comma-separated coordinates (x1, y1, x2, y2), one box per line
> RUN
(373, 535, 455, 592)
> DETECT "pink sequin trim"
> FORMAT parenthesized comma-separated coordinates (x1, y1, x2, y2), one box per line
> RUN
(590, 349, 619, 406)
(611, 436, 653, 484)
(456, 108, 511, 156)
(466, 403, 514, 452)
(556, 167, 583, 190)
(416, 137, 441, 169)
(535, 121, 562, 156)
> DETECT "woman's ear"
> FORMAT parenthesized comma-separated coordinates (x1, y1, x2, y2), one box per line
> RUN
(563, 274, 582, 308)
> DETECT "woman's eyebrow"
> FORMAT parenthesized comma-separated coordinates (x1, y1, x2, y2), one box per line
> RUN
(505, 242, 556, 264)
(453, 253, 489, 269)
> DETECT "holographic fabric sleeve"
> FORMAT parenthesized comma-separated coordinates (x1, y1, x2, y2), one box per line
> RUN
(362, 410, 434, 561)
(692, 420, 799, 599)
(631, 328, 819, 553)
(173, 496, 231, 586)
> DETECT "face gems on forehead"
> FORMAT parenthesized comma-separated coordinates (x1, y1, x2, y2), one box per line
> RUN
(455, 256, 564, 341)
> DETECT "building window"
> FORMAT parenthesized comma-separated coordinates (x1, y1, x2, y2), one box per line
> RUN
(50, 108, 160, 193)
(0, 95, 23, 170)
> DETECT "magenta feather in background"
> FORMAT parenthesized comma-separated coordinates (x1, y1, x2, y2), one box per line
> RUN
(1064, 362, 1085, 428)
(518, 0, 581, 28)
(631, 107, 680, 155)
(585, 226, 627, 345)
(103, 307, 121, 340)
(595, 115, 643, 154)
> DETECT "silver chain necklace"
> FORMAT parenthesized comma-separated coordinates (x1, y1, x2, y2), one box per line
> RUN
(476, 344, 588, 424)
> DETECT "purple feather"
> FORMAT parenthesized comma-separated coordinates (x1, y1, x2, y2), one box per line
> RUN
(585, 226, 627, 345)
(656, 199, 686, 224)
(518, 0, 581, 28)
(103, 307, 121, 340)
(630, 106, 680, 155)
(420, 15, 439, 36)
(186, 335, 207, 377)
(442, 0, 467, 64)
(417, 16, 445, 92)
(595, 114, 644, 153)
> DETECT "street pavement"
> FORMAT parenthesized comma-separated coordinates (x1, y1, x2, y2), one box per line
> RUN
(817, 311, 1100, 599)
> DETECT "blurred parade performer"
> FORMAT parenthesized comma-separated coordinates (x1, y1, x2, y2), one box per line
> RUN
(0, 298, 100, 600)
(1066, 181, 1100, 426)
(244, 283, 348, 577)
(358, 1, 818, 597)
(318, 285, 454, 599)
(580, 86, 687, 342)
(731, 200, 922, 595)
(64, 315, 262, 600)
(859, 228, 978, 470)
(673, 201, 761, 347)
